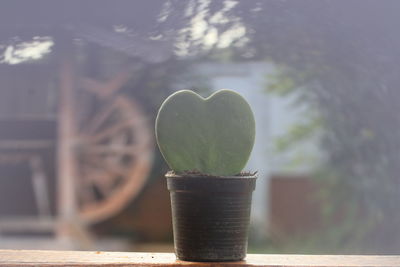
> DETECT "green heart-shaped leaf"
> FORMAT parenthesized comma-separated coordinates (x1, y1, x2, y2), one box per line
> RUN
(155, 89, 255, 176)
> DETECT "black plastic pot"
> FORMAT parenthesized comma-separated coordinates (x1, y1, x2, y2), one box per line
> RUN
(166, 173, 257, 262)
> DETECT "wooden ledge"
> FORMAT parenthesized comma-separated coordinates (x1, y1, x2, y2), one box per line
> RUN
(0, 250, 399, 267)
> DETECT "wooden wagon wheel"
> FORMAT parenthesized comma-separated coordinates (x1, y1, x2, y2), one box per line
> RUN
(73, 71, 154, 224)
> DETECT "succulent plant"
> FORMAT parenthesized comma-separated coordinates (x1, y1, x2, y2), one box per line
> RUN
(155, 89, 255, 176)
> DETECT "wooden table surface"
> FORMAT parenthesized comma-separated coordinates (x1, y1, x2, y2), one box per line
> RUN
(0, 250, 399, 267)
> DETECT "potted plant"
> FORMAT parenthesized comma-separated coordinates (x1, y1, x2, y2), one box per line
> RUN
(155, 89, 257, 262)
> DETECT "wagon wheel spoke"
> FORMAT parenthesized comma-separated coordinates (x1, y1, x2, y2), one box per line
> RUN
(81, 159, 121, 197)
(92, 173, 115, 198)
(87, 118, 147, 146)
(88, 118, 140, 144)
(83, 145, 143, 155)
(84, 155, 129, 181)
(81, 100, 119, 135)
(80, 186, 97, 209)
(81, 71, 131, 98)
(82, 166, 116, 198)
(80, 171, 99, 205)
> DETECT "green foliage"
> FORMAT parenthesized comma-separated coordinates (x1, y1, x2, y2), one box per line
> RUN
(267, 67, 297, 96)
(155, 89, 255, 176)
(265, 63, 393, 253)
(273, 118, 322, 153)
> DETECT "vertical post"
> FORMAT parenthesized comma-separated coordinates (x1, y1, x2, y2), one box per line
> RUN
(56, 42, 79, 242)
(56, 35, 93, 249)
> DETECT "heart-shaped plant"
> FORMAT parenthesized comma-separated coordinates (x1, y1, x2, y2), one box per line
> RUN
(155, 89, 255, 176)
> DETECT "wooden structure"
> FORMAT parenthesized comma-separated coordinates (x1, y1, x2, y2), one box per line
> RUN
(0, 250, 399, 266)
(55, 45, 154, 245)
(0, 21, 173, 247)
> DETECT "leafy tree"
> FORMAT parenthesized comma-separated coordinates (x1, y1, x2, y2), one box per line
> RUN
(235, 0, 400, 253)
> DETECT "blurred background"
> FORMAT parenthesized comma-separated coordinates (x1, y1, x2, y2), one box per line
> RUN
(0, 0, 399, 254)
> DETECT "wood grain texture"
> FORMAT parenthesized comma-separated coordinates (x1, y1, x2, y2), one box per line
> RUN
(0, 250, 399, 267)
